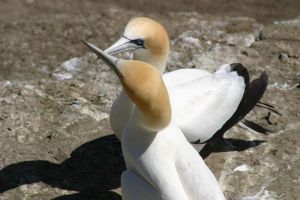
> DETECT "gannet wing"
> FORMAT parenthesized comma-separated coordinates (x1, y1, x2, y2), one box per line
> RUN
(167, 65, 245, 142)
(206, 70, 268, 142)
(163, 68, 211, 87)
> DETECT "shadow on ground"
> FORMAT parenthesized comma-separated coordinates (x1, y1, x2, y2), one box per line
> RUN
(200, 137, 266, 159)
(0, 130, 266, 199)
(0, 135, 124, 200)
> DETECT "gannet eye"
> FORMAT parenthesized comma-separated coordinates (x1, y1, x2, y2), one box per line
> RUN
(132, 39, 145, 47)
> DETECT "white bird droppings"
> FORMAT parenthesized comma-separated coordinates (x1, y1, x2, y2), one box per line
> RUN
(233, 164, 250, 172)
(52, 72, 73, 80)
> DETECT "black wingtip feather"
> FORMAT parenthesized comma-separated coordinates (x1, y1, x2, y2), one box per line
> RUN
(205, 64, 268, 142)
(230, 63, 250, 84)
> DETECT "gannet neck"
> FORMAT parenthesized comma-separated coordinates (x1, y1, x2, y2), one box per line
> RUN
(119, 60, 171, 131)
(109, 89, 134, 140)
(132, 51, 168, 74)
(82, 41, 171, 131)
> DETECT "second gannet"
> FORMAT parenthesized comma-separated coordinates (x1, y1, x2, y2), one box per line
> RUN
(82, 41, 226, 200)
(104, 17, 268, 150)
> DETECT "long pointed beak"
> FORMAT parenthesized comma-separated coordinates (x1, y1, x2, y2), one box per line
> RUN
(81, 40, 123, 79)
(104, 37, 137, 55)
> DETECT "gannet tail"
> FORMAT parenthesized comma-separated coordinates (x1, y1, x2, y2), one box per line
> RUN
(256, 101, 281, 115)
(206, 63, 268, 142)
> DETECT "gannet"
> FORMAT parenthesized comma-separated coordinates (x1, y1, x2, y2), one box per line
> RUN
(82, 41, 226, 200)
(104, 17, 268, 150)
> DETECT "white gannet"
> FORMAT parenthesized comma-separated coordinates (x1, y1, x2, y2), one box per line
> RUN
(103, 17, 268, 150)
(82, 41, 226, 200)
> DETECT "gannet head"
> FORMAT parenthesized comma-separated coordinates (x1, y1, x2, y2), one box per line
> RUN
(104, 17, 169, 74)
(83, 40, 171, 131)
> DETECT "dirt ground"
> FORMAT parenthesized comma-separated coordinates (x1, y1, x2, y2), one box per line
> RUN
(0, 0, 299, 199)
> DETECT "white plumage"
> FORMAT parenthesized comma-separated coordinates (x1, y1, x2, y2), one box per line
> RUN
(106, 17, 257, 149)
(166, 65, 245, 142)
(122, 119, 225, 200)
(82, 41, 226, 199)
(110, 63, 245, 149)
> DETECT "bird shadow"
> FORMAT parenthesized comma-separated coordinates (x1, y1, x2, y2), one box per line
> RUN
(200, 137, 266, 159)
(0, 134, 265, 199)
(0, 135, 124, 200)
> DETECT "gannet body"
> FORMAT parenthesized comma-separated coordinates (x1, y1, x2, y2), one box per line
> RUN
(122, 119, 225, 200)
(105, 17, 268, 148)
(82, 41, 226, 199)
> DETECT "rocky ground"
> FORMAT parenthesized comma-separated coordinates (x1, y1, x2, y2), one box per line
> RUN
(0, 0, 299, 199)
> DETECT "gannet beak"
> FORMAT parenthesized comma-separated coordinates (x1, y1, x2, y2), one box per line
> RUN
(81, 40, 123, 79)
(104, 36, 138, 55)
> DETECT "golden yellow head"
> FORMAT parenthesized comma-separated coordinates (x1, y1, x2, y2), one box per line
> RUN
(83, 41, 171, 131)
(104, 17, 170, 73)
(124, 17, 169, 57)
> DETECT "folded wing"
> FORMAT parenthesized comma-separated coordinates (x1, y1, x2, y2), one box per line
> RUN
(167, 64, 246, 142)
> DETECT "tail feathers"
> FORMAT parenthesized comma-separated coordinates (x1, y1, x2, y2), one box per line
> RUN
(206, 64, 268, 142)
(256, 101, 282, 115)
(258, 101, 275, 108)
